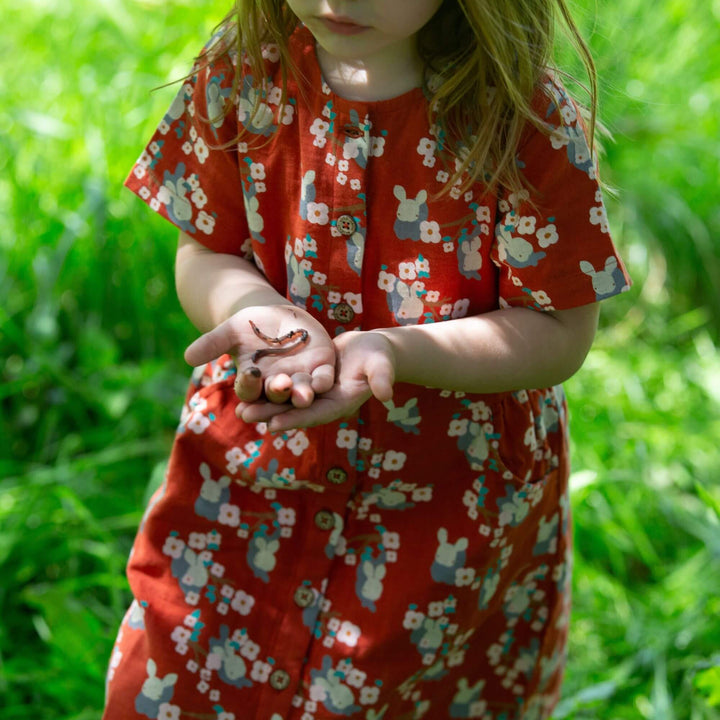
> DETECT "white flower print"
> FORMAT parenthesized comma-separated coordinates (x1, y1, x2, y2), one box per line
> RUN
(377, 270, 396, 292)
(188, 532, 207, 550)
(452, 298, 470, 318)
(436, 170, 449, 183)
(241, 640, 260, 661)
(420, 220, 441, 243)
(589, 205, 609, 233)
(403, 610, 425, 629)
(532, 290, 552, 306)
(163, 536, 185, 559)
(550, 128, 570, 149)
(310, 118, 329, 138)
(313, 272, 327, 286)
(337, 428, 358, 449)
(278, 508, 296, 526)
(306, 201, 329, 225)
(443, 241, 454, 253)
(218, 504, 240, 527)
(360, 686, 380, 705)
(536, 223, 559, 248)
(344, 292, 362, 313)
(347, 668, 367, 688)
(336, 172, 348, 185)
(427, 601, 444, 618)
(350, 178, 361, 190)
(328, 291, 342, 304)
(287, 430, 310, 456)
(425, 290, 439, 303)
(250, 162, 266, 180)
(455, 567, 476, 586)
(382, 531, 400, 549)
(193, 137, 209, 163)
(560, 102, 577, 124)
(337, 620, 361, 647)
(158, 703, 181, 720)
(190, 188, 207, 209)
(343, 141, 360, 160)
(325, 152, 336, 166)
(382, 450, 407, 472)
(196, 211, 215, 235)
(448, 418, 469, 436)
(231, 590, 255, 615)
(369, 136, 385, 157)
(398, 262, 417, 280)
(251, 661, 272, 682)
(517, 216, 537, 235)
(476, 205, 491, 223)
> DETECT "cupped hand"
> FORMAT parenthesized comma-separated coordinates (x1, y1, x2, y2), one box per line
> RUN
(184, 305, 336, 407)
(237, 330, 396, 432)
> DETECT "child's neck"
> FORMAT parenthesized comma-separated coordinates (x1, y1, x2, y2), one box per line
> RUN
(316, 42, 424, 102)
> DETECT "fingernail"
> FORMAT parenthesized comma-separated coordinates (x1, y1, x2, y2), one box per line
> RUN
(246, 366, 261, 378)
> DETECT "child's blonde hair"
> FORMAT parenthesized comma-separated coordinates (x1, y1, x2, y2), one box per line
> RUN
(202, 0, 598, 195)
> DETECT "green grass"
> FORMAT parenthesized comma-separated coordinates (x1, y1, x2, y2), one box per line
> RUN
(2, 0, 720, 718)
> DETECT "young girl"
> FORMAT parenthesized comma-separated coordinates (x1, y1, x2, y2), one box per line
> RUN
(106, 1, 630, 718)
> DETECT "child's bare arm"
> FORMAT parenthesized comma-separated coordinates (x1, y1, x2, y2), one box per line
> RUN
(375, 303, 600, 394)
(239, 304, 599, 432)
(175, 232, 335, 406)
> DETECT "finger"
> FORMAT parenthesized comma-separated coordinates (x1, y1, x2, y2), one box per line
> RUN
(310, 363, 335, 395)
(267, 401, 335, 433)
(264, 373, 293, 404)
(290, 372, 315, 409)
(185, 319, 240, 366)
(366, 356, 395, 403)
(234, 366, 263, 402)
(236, 401, 289, 422)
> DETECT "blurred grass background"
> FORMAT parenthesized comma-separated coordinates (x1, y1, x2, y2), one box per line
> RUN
(1, 0, 719, 718)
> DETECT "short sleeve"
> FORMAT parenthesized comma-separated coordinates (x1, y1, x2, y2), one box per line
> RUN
(124, 50, 251, 256)
(491, 77, 631, 311)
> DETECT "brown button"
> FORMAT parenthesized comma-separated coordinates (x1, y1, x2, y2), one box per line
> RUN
(293, 585, 315, 608)
(336, 214, 357, 236)
(314, 509, 335, 531)
(343, 124, 364, 139)
(333, 302, 355, 324)
(326, 467, 348, 485)
(269, 668, 291, 691)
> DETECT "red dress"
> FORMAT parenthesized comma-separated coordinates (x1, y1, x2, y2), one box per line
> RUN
(106, 26, 630, 720)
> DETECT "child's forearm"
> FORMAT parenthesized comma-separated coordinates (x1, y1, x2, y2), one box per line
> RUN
(175, 232, 292, 333)
(375, 304, 600, 393)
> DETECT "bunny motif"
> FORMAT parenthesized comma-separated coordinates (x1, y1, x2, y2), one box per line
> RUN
(126, 599, 146, 631)
(456, 228, 484, 280)
(495, 225, 546, 269)
(386, 278, 425, 325)
(449, 677, 486, 718)
(134, 658, 178, 718)
(409, 616, 445, 655)
(300, 586, 323, 630)
(309, 656, 361, 716)
(502, 581, 535, 623)
(243, 192, 265, 240)
(383, 397, 422, 435)
(580, 256, 628, 301)
(287, 253, 312, 305)
(533, 513, 559, 556)
(194, 462, 232, 521)
(477, 566, 501, 611)
(324, 512, 345, 559)
(246, 526, 281, 583)
(205, 74, 232, 133)
(299, 169, 317, 220)
(207, 625, 253, 689)
(431, 528, 469, 585)
(171, 545, 209, 595)
(237, 75, 276, 136)
(423, 655, 450, 681)
(355, 551, 387, 612)
(158, 164, 194, 232)
(345, 226, 365, 276)
(455, 421, 490, 471)
(362, 484, 414, 511)
(393, 185, 429, 240)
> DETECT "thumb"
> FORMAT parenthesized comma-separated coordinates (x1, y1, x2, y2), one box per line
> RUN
(184, 318, 241, 367)
(365, 354, 394, 403)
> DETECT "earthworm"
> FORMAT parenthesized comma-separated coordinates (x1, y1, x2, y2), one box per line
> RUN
(249, 320, 310, 363)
